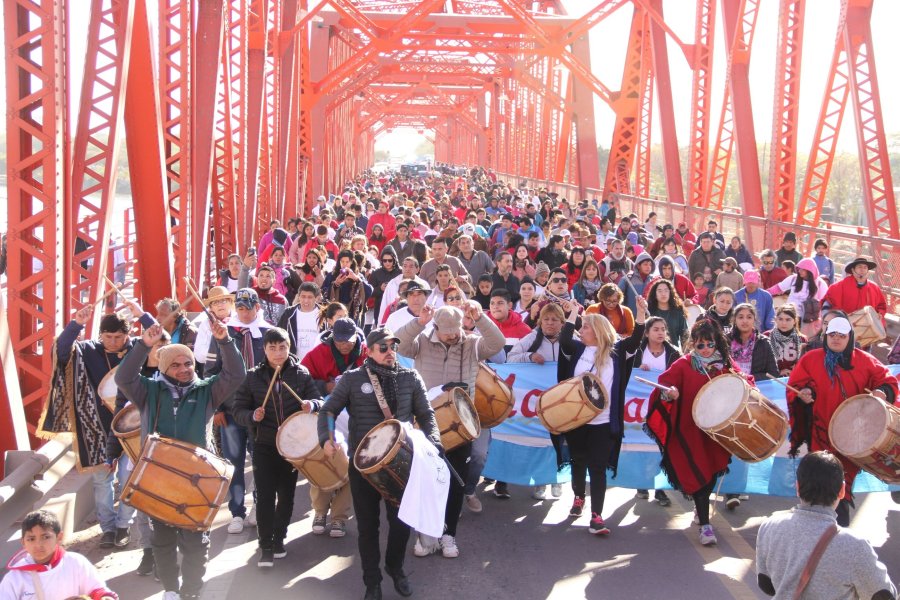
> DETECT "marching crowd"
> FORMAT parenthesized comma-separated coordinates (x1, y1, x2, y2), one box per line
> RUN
(7, 164, 898, 600)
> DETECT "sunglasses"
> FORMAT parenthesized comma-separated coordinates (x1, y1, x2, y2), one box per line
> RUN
(376, 342, 399, 353)
(694, 342, 716, 350)
(762, 260, 774, 266)
(549, 278, 567, 284)
(382, 258, 394, 263)
(446, 296, 462, 302)
(826, 332, 848, 338)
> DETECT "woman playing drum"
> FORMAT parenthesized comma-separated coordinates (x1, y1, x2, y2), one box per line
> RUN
(644, 318, 753, 546)
(786, 315, 898, 526)
(558, 295, 647, 535)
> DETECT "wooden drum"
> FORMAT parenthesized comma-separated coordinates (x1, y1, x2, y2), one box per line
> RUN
(473, 364, 514, 428)
(111, 404, 142, 463)
(848, 306, 887, 347)
(354, 420, 414, 507)
(276, 412, 349, 492)
(537, 373, 608, 434)
(431, 387, 481, 451)
(829, 394, 900, 484)
(693, 374, 788, 462)
(121, 434, 233, 531)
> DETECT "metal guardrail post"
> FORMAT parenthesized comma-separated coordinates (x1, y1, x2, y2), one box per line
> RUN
(0, 440, 72, 510)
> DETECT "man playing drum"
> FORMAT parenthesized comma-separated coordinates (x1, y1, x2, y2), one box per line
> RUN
(822, 256, 887, 322)
(115, 320, 246, 600)
(318, 328, 442, 600)
(786, 316, 898, 526)
(230, 327, 323, 568)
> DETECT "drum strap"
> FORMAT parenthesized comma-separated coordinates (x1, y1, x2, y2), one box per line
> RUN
(28, 573, 46, 600)
(793, 523, 838, 600)
(365, 368, 394, 420)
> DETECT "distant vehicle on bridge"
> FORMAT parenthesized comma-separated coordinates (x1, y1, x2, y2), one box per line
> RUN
(400, 163, 430, 176)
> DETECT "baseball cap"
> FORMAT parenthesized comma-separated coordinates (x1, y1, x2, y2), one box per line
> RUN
(366, 327, 400, 347)
(332, 317, 359, 342)
(743, 270, 761, 284)
(825, 317, 852, 335)
(560, 229, 571, 237)
(401, 281, 431, 297)
(460, 223, 476, 236)
(235, 288, 260, 309)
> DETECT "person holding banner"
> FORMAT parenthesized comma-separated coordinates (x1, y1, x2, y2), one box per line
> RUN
(644, 318, 749, 546)
(557, 295, 647, 535)
(786, 315, 898, 527)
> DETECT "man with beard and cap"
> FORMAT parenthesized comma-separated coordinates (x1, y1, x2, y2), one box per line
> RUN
(385, 281, 432, 333)
(786, 316, 898, 527)
(822, 255, 887, 322)
(597, 238, 632, 284)
(618, 252, 657, 315)
(115, 319, 245, 600)
(318, 327, 441, 600)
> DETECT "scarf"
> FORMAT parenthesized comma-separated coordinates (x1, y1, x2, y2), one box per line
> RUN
(730, 330, 756, 365)
(226, 312, 268, 338)
(769, 327, 801, 363)
(365, 357, 400, 415)
(690, 349, 726, 375)
(581, 278, 602, 299)
(330, 338, 362, 372)
(824, 347, 843, 381)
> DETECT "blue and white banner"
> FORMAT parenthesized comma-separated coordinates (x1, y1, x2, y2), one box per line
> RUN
(471, 362, 900, 497)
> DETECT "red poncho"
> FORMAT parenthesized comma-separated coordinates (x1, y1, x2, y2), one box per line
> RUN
(822, 277, 887, 320)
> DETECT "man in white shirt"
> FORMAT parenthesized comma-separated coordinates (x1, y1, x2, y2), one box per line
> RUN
(384, 281, 431, 333)
(379, 257, 428, 324)
(276, 282, 322, 360)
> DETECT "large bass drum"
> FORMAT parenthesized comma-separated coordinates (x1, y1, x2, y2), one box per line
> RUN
(431, 387, 481, 451)
(829, 393, 900, 484)
(848, 306, 887, 347)
(354, 419, 414, 507)
(537, 373, 608, 434)
(473, 364, 514, 428)
(276, 412, 349, 492)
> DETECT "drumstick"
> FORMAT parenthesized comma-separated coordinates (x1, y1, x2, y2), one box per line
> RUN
(769, 377, 804, 396)
(260, 365, 282, 410)
(92, 285, 123, 307)
(156, 294, 191, 330)
(183, 277, 218, 323)
(633, 376, 675, 393)
(103, 275, 132, 303)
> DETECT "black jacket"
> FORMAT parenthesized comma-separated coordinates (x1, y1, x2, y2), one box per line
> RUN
(230, 355, 323, 446)
(631, 339, 682, 371)
(317, 361, 440, 453)
(729, 331, 780, 381)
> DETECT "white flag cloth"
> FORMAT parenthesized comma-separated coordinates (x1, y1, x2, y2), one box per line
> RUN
(398, 422, 450, 538)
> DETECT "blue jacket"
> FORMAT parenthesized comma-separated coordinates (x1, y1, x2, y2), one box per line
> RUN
(735, 287, 775, 332)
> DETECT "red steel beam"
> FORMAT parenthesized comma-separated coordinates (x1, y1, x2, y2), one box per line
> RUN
(686, 0, 715, 208)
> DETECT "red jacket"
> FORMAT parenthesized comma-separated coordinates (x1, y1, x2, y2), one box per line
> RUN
(300, 340, 367, 383)
(759, 266, 788, 290)
(488, 310, 532, 340)
(822, 277, 887, 320)
(300, 238, 339, 262)
(366, 212, 396, 241)
(787, 348, 898, 488)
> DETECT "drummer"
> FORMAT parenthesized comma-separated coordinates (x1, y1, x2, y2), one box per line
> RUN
(230, 327, 323, 567)
(786, 315, 898, 526)
(114, 320, 246, 600)
(644, 318, 751, 546)
(318, 328, 441, 600)
(395, 303, 505, 558)
(822, 255, 887, 341)
(558, 296, 647, 535)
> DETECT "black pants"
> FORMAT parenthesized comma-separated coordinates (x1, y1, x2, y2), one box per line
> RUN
(565, 423, 615, 516)
(152, 520, 209, 595)
(444, 443, 470, 537)
(692, 479, 718, 526)
(348, 465, 411, 587)
(252, 442, 299, 549)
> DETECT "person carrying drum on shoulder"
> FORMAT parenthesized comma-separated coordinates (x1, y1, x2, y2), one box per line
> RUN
(644, 318, 752, 547)
(318, 328, 441, 600)
(786, 315, 898, 527)
(114, 320, 246, 600)
(821, 256, 886, 321)
(396, 302, 505, 558)
(557, 296, 647, 535)
(230, 327, 323, 568)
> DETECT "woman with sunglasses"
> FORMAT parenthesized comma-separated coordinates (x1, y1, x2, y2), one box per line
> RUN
(645, 318, 752, 546)
(368, 248, 400, 322)
(786, 316, 898, 526)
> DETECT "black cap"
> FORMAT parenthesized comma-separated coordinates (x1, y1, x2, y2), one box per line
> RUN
(366, 328, 400, 347)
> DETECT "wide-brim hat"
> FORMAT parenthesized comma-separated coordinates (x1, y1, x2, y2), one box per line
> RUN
(844, 256, 877, 274)
(204, 286, 235, 306)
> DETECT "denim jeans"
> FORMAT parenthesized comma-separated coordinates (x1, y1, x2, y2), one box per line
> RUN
(219, 413, 253, 518)
(93, 458, 135, 532)
(464, 429, 490, 496)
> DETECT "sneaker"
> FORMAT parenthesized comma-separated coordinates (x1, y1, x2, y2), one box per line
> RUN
(532, 485, 547, 500)
(551, 483, 563, 498)
(588, 513, 610, 535)
(464, 493, 483, 513)
(440, 534, 459, 558)
(163, 592, 180, 600)
(99, 530, 116, 548)
(258, 548, 274, 568)
(493, 482, 511, 499)
(227, 516, 244, 534)
(136, 548, 155, 576)
(273, 541, 287, 559)
(312, 515, 327, 535)
(635, 489, 650, 499)
(699, 524, 717, 546)
(246, 504, 257, 527)
(114, 527, 130, 548)
(569, 497, 585, 517)
(725, 495, 741, 511)
(655, 491, 671, 507)
(330, 520, 346, 538)
(413, 536, 439, 557)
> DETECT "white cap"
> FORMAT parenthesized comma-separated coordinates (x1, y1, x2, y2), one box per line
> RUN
(825, 317, 852, 335)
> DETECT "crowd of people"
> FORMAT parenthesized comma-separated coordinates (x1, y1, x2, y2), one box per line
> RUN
(15, 164, 898, 600)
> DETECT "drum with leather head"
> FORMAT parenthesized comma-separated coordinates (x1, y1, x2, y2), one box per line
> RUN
(473, 364, 514, 428)
(829, 393, 900, 484)
(97, 367, 119, 413)
(848, 306, 887, 347)
(692, 373, 788, 462)
(537, 373, 608, 434)
(111, 404, 142, 463)
(276, 412, 349, 492)
(685, 304, 704, 331)
(431, 387, 481, 451)
(121, 434, 233, 531)
(354, 419, 413, 507)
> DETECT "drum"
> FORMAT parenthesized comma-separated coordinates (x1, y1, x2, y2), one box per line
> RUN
(354, 419, 414, 507)
(276, 412, 349, 492)
(848, 306, 886, 347)
(97, 367, 119, 413)
(693, 374, 788, 462)
(431, 387, 481, 451)
(685, 304, 704, 331)
(537, 373, 608, 434)
(473, 364, 514, 428)
(111, 404, 142, 463)
(121, 434, 233, 531)
(829, 394, 900, 484)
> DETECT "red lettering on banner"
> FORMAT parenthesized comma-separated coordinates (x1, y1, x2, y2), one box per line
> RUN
(516, 389, 542, 418)
(624, 397, 646, 424)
